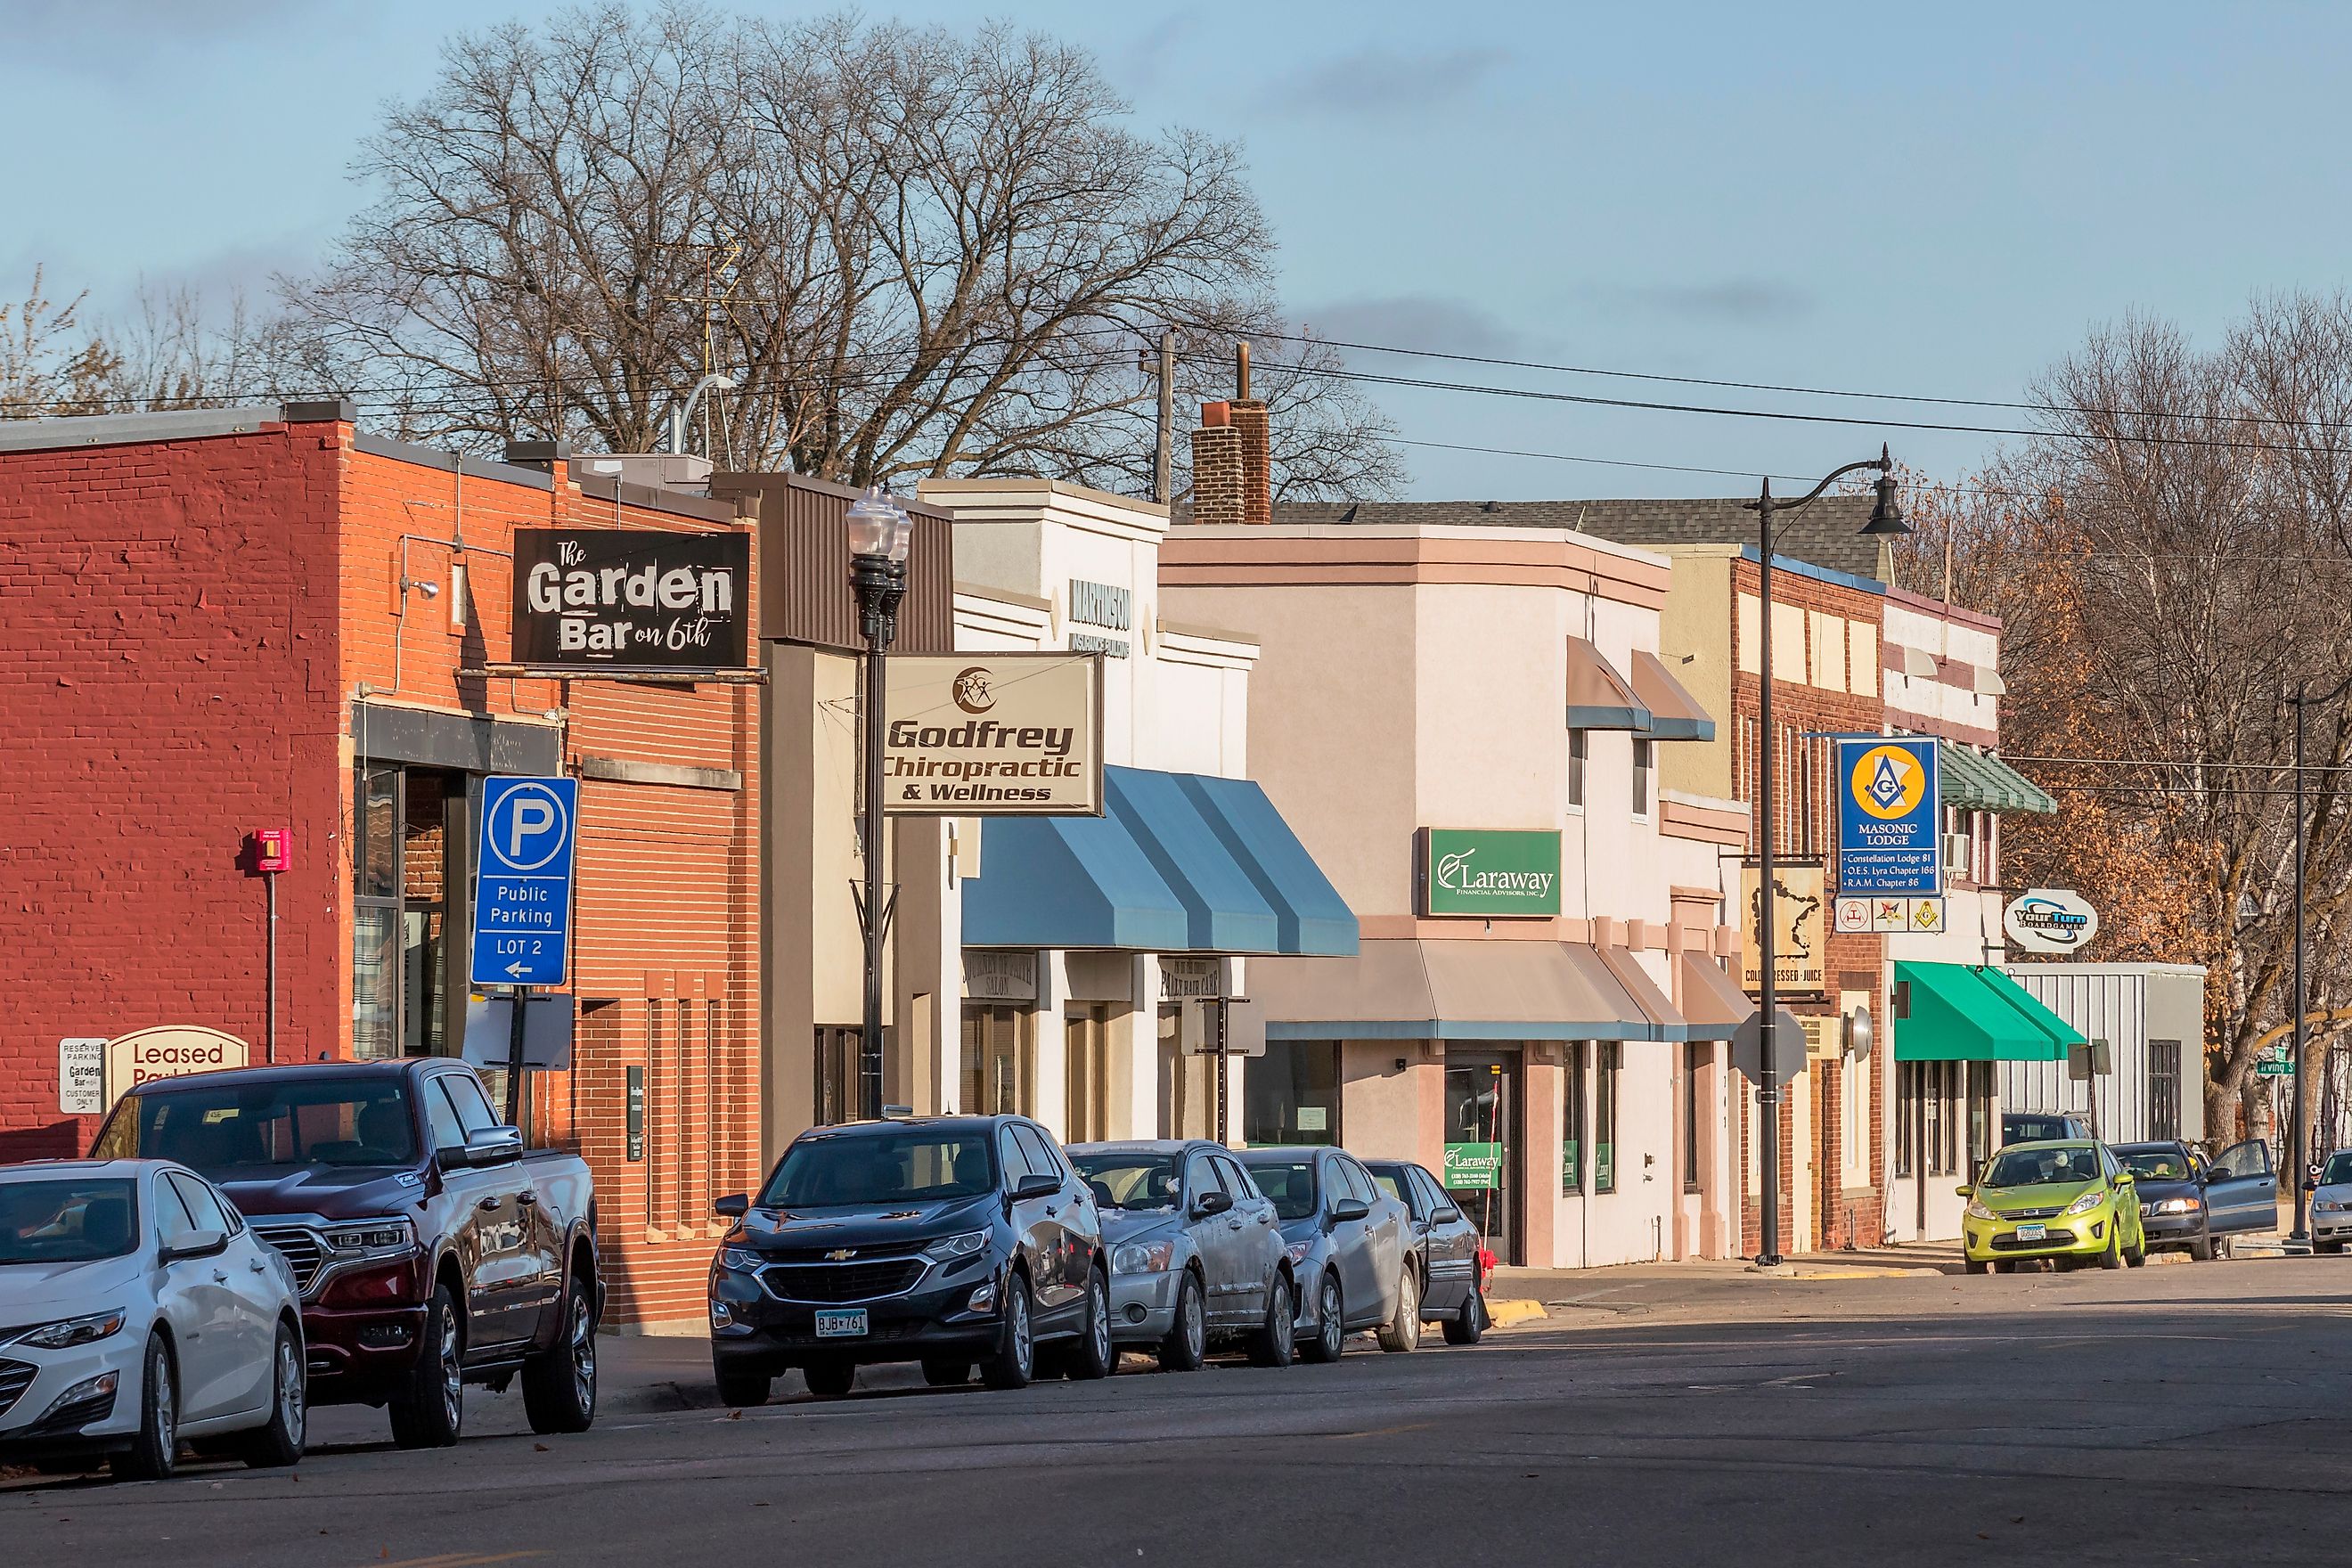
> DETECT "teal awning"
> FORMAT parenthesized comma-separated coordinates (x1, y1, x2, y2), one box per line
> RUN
(962, 767, 1357, 956)
(1894, 961, 2080, 1061)
(1939, 741, 2057, 815)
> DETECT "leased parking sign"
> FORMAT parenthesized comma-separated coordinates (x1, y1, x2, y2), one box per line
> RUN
(470, 776, 578, 986)
(1834, 738, 1940, 895)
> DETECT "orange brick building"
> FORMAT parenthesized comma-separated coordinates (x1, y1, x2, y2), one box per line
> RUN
(0, 403, 761, 1327)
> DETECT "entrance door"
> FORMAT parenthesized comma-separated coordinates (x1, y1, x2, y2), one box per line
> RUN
(1443, 1049, 1523, 1265)
(1066, 1005, 1110, 1143)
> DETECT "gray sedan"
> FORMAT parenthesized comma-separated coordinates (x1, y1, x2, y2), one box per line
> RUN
(1237, 1147, 1413, 1363)
(1067, 1141, 1294, 1370)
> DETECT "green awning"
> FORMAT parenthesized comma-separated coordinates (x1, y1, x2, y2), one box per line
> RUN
(1893, 961, 2081, 1061)
(1938, 741, 2057, 815)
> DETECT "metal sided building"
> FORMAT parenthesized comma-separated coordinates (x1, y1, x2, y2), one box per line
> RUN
(2005, 963, 2207, 1147)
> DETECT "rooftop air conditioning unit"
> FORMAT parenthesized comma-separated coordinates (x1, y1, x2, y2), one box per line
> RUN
(1942, 832, 1972, 874)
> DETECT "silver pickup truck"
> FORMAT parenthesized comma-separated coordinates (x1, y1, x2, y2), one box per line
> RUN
(92, 1057, 600, 1448)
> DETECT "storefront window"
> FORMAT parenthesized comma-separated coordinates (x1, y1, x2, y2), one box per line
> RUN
(1244, 1041, 1340, 1146)
(1158, 1007, 1216, 1140)
(1595, 1042, 1621, 1194)
(352, 766, 457, 1060)
(1631, 739, 1654, 818)
(1568, 731, 1588, 809)
(2148, 1041, 2182, 1141)
(960, 1006, 1028, 1117)
(1966, 1061, 1994, 1173)
(814, 1026, 860, 1126)
(1066, 1006, 1110, 1143)
(1682, 1042, 1703, 1192)
(1562, 1042, 1586, 1193)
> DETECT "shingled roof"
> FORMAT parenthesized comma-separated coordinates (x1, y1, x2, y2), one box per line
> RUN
(1257, 495, 1891, 583)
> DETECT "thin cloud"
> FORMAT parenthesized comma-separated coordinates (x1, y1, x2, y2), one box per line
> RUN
(1274, 46, 1508, 118)
(1597, 278, 1817, 325)
(1297, 295, 1532, 360)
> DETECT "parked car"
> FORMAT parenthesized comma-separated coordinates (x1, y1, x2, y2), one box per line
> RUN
(1960, 1139, 2146, 1273)
(2002, 1112, 2094, 1147)
(1066, 1140, 1294, 1370)
(1234, 1147, 1413, 1361)
(708, 1115, 1111, 1402)
(90, 1058, 602, 1449)
(1364, 1158, 1489, 1344)
(0, 1160, 306, 1481)
(2306, 1149, 2352, 1254)
(2113, 1139, 2278, 1260)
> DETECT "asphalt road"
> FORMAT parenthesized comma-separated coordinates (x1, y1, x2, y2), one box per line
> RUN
(12, 1257, 2352, 1567)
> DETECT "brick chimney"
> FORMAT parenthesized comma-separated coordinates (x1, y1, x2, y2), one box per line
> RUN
(1190, 400, 1245, 526)
(1230, 340, 1270, 523)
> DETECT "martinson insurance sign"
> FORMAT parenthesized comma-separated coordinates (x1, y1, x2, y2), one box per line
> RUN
(1417, 829, 1563, 918)
(884, 653, 1104, 815)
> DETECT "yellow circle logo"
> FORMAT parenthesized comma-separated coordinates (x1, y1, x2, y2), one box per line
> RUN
(1850, 745, 1926, 821)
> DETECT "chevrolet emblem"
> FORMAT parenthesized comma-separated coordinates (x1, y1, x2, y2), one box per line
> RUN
(825, 1248, 857, 1262)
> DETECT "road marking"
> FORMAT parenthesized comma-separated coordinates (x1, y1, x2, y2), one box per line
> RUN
(368, 1553, 548, 1568)
(1330, 1421, 1433, 1440)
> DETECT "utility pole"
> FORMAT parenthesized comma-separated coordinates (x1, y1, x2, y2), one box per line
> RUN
(1154, 329, 1175, 506)
(2292, 683, 2312, 1246)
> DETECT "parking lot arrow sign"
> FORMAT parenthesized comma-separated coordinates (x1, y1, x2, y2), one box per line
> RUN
(470, 776, 578, 988)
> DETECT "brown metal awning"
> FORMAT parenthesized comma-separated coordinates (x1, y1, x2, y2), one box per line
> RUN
(1596, 945, 1691, 1041)
(1254, 938, 1667, 1041)
(1565, 637, 1646, 731)
(1675, 952, 1757, 1040)
(1629, 650, 1717, 742)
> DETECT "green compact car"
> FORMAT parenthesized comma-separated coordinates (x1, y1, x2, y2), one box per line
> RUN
(1959, 1139, 2146, 1273)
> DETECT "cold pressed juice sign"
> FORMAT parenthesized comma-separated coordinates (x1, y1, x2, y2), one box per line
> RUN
(1417, 829, 1563, 918)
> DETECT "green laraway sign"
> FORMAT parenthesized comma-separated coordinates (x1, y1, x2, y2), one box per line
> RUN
(1418, 828, 1563, 918)
(1443, 1142, 1504, 1189)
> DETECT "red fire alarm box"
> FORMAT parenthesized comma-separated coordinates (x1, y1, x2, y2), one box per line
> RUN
(254, 829, 291, 874)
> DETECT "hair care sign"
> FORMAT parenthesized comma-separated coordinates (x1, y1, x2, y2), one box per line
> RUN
(511, 528, 749, 670)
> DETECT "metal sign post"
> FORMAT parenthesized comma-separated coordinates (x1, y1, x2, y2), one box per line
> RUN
(470, 776, 579, 1127)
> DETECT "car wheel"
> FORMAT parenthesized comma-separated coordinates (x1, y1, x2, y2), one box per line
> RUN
(388, 1284, 463, 1450)
(1066, 1267, 1115, 1381)
(239, 1321, 307, 1468)
(2125, 1238, 2147, 1268)
(1301, 1272, 1345, 1364)
(2189, 1229, 2215, 1262)
(802, 1360, 855, 1399)
(1246, 1272, 1294, 1368)
(1964, 1258, 1989, 1276)
(2099, 1229, 2125, 1270)
(714, 1360, 772, 1408)
(981, 1271, 1036, 1390)
(1441, 1286, 1488, 1346)
(1159, 1270, 1207, 1372)
(523, 1273, 599, 1434)
(2317, 1240, 2345, 1256)
(1376, 1265, 1420, 1352)
(112, 1333, 178, 1482)
(921, 1360, 971, 1388)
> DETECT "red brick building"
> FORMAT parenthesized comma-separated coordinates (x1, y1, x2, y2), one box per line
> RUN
(0, 403, 760, 1327)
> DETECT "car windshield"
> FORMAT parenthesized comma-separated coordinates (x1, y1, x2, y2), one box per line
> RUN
(1983, 1146, 2103, 1189)
(2006, 1116, 2074, 1143)
(105, 1077, 419, 1172)
(1244, 1159, 1319, 1221)
(1068, 1153, 1180, 1210)
(2323, 1153, 2352, 1186)
(1369, 1169, 1406, 1203)
(0, 1178, 138, 1265)
(2121, 1148, 2191, 1180)
(759, 1131, 995, 1208)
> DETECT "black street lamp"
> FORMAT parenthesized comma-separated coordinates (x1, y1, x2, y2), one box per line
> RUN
(1744, 445, 1910, 1267)
(847, 488, 914, 1123)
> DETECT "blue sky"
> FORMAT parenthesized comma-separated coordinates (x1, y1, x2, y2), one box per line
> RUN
(5, 1, 2344, 498)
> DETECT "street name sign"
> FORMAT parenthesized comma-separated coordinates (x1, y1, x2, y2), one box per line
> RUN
(1834, 738, 1940, 895)
(470, 776, 578, 987)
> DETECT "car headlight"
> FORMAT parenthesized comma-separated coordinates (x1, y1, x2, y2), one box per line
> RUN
(13, 1308, 127, 1351)
(323, 1219, 418, 1259)
(718, 1246, 765, 1273)
(922, 1229, 990, 1263)
(1284, 1238, 1313, 1266)
(2062, 1189, 2106, 1218)
(2314, 1198, 2345, 1213)
(1112, 1238, 1177, 1275)
(1965, 1199, 1997, 1221)
(2155, 1197, 2201, 1215)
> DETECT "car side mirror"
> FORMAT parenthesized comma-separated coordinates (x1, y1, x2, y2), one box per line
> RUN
(161, 1228, 229, 1264)
(715, 1193, 749, 1219)
(2116, 1172, 2136, 1185)
(1010, 1173, 1061, 1203)
(1331, 1197, 1371, 1223)
(1194, 1189, 1234, 1218)
(1433, 1206, 1463, 1225)
(447, 1125, 524, 1169)
(1954, 1185, 1972, 1198)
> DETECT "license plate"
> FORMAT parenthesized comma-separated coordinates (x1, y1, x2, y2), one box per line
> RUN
(814, 1309, 868, 1339)
(2015, 1223, 2046, 1242)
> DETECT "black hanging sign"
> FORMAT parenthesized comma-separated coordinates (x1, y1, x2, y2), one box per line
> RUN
(511, 528, 750, 670)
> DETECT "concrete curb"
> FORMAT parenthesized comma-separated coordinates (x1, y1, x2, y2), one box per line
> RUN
(1488, 1297, 1548, 1327)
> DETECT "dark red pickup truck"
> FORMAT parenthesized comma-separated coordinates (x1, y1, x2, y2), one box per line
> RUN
(91, 1058, 601, 1447)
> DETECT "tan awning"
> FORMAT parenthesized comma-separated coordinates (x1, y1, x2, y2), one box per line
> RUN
(1253, 937, 1665, 1041)
(1565, 637, 1646, 731)
(1628, 650, 1717, 742)
(1676, 952, 1757, 1039)
(1596, 945, 1691, 1039)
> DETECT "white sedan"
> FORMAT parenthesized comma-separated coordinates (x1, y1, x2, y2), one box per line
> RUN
(0, 1159, 306, 1480)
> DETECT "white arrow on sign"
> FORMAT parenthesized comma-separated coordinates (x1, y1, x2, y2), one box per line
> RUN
(507, 961, 530, 978)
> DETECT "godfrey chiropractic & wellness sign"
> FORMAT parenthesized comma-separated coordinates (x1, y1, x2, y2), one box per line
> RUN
(511, 528, 750, 670)
(884, 653, 1104, 815)
(1417, 829, 1563, 919)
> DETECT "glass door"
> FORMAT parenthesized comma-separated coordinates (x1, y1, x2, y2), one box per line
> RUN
(353, 766, 462, 1060)
(1444, 1049, 1523, 1264)
(1066, 1005, 1109, 1143)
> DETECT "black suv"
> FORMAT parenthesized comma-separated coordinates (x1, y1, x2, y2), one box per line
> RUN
(707, 1115, 1111, 1401)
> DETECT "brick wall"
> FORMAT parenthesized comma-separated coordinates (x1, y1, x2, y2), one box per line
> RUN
(0, 419, 347, 1159)
(1189, 406, 1245, 527)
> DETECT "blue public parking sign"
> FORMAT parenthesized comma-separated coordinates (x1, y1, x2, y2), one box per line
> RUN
(1834, 738, 1940, 895)
(470, 776, 578, 987)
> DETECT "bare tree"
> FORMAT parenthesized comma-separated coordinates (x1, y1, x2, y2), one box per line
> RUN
(0, 266, 116, 419)
(282, 4, 1401, 496)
